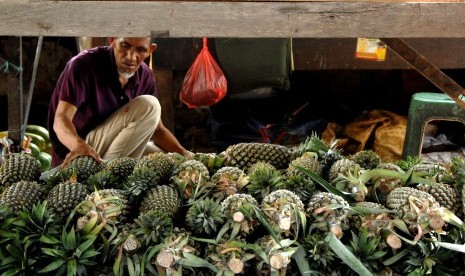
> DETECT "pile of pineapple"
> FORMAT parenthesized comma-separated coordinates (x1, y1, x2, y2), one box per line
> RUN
(1, 133, 465, 275)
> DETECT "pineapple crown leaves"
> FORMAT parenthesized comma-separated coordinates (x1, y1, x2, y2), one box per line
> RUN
(131, 210, 173, 247)
(185, 198, 225, 236)
(246, 166, 285, 202)
(85, 170, 120, 191)
(346, 228, 388, 267)
(301, 232, 337, 270)
(16, 201, 61, 242)
(124, 167, 159, 201)
(292, 132, 330, 159)
(38, 226, 100, 275)
(396, 156, 422, 171)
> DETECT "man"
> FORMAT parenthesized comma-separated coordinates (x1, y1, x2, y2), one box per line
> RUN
(48, 37, 188, 168)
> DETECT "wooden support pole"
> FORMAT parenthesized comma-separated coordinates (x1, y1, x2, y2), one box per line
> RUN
(382, 38, 465, 109)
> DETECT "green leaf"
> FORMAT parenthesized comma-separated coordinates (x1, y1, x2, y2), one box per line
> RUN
(180, 252, 219, 272)
(38, 259, 67, 273)
(40, 235, 60, 245)
(383, 248, 410, 266)
(42, 248, 66, 258)
(127, 255, 135, 276)
(327, 233, 372, 276)
(251, 205, 280, 243)
(296, 167, 354, 203)
(77, 235, 97, 254)
(67, 259, 77, 276)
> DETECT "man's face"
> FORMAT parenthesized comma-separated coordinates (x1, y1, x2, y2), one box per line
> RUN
(110, 37, 156, 80)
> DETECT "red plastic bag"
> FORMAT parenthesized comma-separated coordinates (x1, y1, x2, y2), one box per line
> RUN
(180, 38, 227, 108)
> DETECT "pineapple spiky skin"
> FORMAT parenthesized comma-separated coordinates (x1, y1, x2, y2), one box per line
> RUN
(283, 174, 316, 203)
(106, 156, 137, 183)
(170, 159, 210, 201)
(224, 142, 292, 170)
(221, 193, 260, 236)
(306, 192, 350, 238)
(0, 180, 45, 212)
(0, 153, 41, 187)
(247, 161, 276, 175)
(139, 185, 181, 217)
(62, 155, 106, 183)
(386, 187, 437, 210)
(246, 165, 285, 202)
(134, 152, 175, 183)
(416, 182, 460, 214)
(211, 166, 248, 201)
(328, 158, 361, 183)
(349, 150, 381, 170)
(286, 152, 323, 177)
(348, 201, 393, 237)
(261, 189, 305, 237)
(185, 198, 224, 236)
(369, 162, 405, 205)
(46, 180, 88, 219)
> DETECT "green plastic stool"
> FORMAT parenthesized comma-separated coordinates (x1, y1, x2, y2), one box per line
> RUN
(402, 92, 465, 159)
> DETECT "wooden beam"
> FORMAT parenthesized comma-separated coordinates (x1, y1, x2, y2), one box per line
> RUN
(2, 1, 465, 38)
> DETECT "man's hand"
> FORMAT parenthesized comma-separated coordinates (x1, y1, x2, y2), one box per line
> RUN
(61, 140, 103, 168)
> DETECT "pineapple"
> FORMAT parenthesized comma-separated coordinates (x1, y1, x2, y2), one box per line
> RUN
(247, 161, 276, 175)
(349, 150, 381, 170)
(300, 232, 336, 273)
(0, 180, 45, 212)
(139, 185, 181, 217)
(134, 152, 175, 183)
(220, 193, 260, 239)
(211, 166, 248, 201)
(286, 151, 323, 177)
(185, 198, 225, 236)
(328, 158, 361, 183)
(46, 180, 88, 219)
(170, 159, 211, 201)
(331, 165, 368, 202)
(130, 209, 173, 247)
(386, 187, 437, 211)
(205, 237, 256, 275)
(255, 235, 298, 275)
(369, 162, 405, 205)
(85, 169, 120, 191)
(154, 229, 202, 274)
(416, 182, 460, 215)
(306, 192, 350, 239)
(246, 165, 285, 202)
(283, 174, 316, 203)
(124, 166, 159, 201)
(62, 155, 106, 183)
(386, 186, 447, 240)
(224, 142, 292, 170)
(345, 227, 388, 274)
(106, 156, 137, 182)
(261, 189, 305, 237)
(82, 188, 131, 223)
(193, 152, 226, 174)
(0, 152, 41, 187)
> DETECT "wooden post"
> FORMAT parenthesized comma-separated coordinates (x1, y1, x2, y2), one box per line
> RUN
(153, 69, 175, 132)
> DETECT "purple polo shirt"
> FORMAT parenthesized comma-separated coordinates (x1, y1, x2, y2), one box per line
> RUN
(48, 46, 158, 167)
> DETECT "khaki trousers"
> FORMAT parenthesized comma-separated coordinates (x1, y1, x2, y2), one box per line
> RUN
(85, 95, 161, 162)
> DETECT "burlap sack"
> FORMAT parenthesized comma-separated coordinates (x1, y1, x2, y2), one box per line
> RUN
(323, 110, 407, 162)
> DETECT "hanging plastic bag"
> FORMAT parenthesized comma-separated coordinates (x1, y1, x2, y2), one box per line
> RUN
(180, 37, 227, 108)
